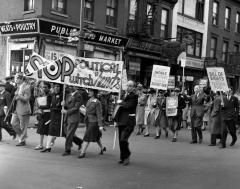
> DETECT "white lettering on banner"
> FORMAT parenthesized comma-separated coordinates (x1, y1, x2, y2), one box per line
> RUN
(206, 67, 228, 92)
(27, 54, 123, 93)
(150, 65, 170, 90)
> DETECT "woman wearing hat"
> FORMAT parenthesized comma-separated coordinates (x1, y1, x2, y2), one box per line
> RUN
(136, 84, 147, 135)
(78, 88, 106, 158)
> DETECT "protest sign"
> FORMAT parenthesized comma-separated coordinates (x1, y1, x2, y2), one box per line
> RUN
(121, 69, 128, 91)
(27, 54, 124, 93)
(206, 67, 228, 92)
(166, 97, 178, 117)
(168, 76, 175, 89)
(150, 65, 170, 90)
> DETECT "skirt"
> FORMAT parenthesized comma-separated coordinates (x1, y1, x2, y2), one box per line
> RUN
(83, 121, 102, 142)
(36, 112, 50, 135)
(48, 111, 63, 137)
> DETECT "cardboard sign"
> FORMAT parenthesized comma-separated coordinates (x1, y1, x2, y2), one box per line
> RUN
(121, 69, 128, 91)
(27, 54, 123, 93)
(166, 97, 178, 117)
(168, 76, 175, 89)
(206, 67, 228, 92)
(150, 65, 170, 90)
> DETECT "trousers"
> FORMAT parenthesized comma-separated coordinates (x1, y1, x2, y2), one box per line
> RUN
(11, 113, 30, 143)
(0, 117, 16, 140)
(221, 119, 237, 147)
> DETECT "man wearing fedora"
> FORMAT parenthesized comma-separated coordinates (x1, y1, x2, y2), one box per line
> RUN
(11, 73, 31, 146)
(0, 81, 16, 141)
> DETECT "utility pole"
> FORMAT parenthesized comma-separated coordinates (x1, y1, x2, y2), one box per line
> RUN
(77, 0, 84, 57)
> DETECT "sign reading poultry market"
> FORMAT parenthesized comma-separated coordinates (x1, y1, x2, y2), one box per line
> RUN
(0, 19, 38, 35)
(83, 30, 129, 48)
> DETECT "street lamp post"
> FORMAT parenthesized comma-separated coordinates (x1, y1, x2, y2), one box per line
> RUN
(77, 0, 84, 57)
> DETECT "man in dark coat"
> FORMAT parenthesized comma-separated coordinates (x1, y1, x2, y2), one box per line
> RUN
(5, 76, 16, 101)
(190, 85, 205, 144)
(220, 88, 239, 148)
(62, 86, 83, 156)
(115, 80, 138, 166)
(0, 81, 16, 141)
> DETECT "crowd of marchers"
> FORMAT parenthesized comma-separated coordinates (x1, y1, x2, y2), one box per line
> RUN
(0, 74, 239, 166)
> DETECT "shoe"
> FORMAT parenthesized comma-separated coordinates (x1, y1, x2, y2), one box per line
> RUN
(50, 142, 54, 147)
(219, 146, 226, 149)
(16, 141, 26, 146)
(208, 144, 216, 146)
(62, 151, 71, 156)
(198, 139, 202, 144)
(78, 153, 86, 159)
(99, 147, 106, 155)
(190, 141, 197, 144)
(123, 158, 130, 166)
(144, 134, 150, 137)
(34, 146, 43, 150)
(41, 148, 51, 152)
(165, 131, 169, 138)
(118, 160, 124, 164)
(78, 141, 83, 151)
(172, 138, 177, 142)
(154, 136, 160, 139)
(230, 139, 237, 146)
(12, 133, 16, 140)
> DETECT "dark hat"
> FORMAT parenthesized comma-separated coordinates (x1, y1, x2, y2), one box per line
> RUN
(5, 76, 14, 81)
(15, 72, 24, 80)
(0, 81, 6, 87)
(148, 88, 156, 94)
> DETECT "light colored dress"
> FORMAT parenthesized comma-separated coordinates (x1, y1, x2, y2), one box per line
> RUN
(136, 93, 147, 126)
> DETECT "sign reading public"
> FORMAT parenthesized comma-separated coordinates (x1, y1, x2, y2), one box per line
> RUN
(0, 19, 38, 35)
(27, 54, 123, 93)
(150, 65, 170, 90)
(166, 97, 178, 117)
(206, 67, 228, 92)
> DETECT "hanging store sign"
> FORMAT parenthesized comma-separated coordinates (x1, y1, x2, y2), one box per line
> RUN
(83, 30, 129, 48)
(0, 19, 38, 35)
(39, 19, 79, 38)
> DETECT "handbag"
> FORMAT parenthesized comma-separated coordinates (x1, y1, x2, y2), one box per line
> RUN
(79, 105, 86, 116)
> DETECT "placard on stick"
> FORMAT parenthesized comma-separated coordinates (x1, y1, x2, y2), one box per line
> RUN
(150, 65, 170, 90)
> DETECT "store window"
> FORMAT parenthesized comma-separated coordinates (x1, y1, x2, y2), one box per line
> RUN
(106, 0, 118, 27)
(84, 0, 94, 21)
(222, 41, 229, 63)
(212, 1, 219, 25)
(235, 12, 240, 33)
(210, 37, 217, 58)
(129, 0, 137, 20)
(24, 0, 34, 11)
(52, 0, 66, 14)
(160, 9, 168, 39)
(177, 26, 203, 58)
(225, 7, 231, 30)
(10, 49, 32, 75)
(178, 0, 204, 21)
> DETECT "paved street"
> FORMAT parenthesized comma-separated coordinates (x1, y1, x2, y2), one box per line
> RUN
(1, 125, 240, 189)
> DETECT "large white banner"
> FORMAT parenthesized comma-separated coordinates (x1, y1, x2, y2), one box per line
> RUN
(206, 67, 228, 92)
(27, 54, 124, 93)
(150, 65, 170, 90)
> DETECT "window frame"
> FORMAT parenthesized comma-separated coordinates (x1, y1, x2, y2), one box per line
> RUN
(106, 0, 118, 27)
(224, 7, 231, 30)
(222, 40, 229, 63)
(24, 0, 34, 12)
(160, 8, 169, 39)
(52, 0, 67, 15)
(212, 1, 219, 25)
(235, 12, 240, 33)
(210, 37, 217, 58)
(84, 0, 95, 22)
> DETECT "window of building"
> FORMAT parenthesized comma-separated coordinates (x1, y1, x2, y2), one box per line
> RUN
(212, 1, 219, 25)
(146, 3, 154, 35)
(222, 41, 229, 62)
(210, 37, 217, 58)
(106, 0, 118, 27)
(52, 0, 66, 14)
(177, 26, 203, 58)
(225, 7, 231, 30)
(24, 0, 34, 11)
(160, 9, 168, 39)
(234, 44, 239, 53)
(235, 12, 240, 33)
(178, 0, 204, 21)
(129, 0, 137, 20)
(84, 0, 94, 21)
